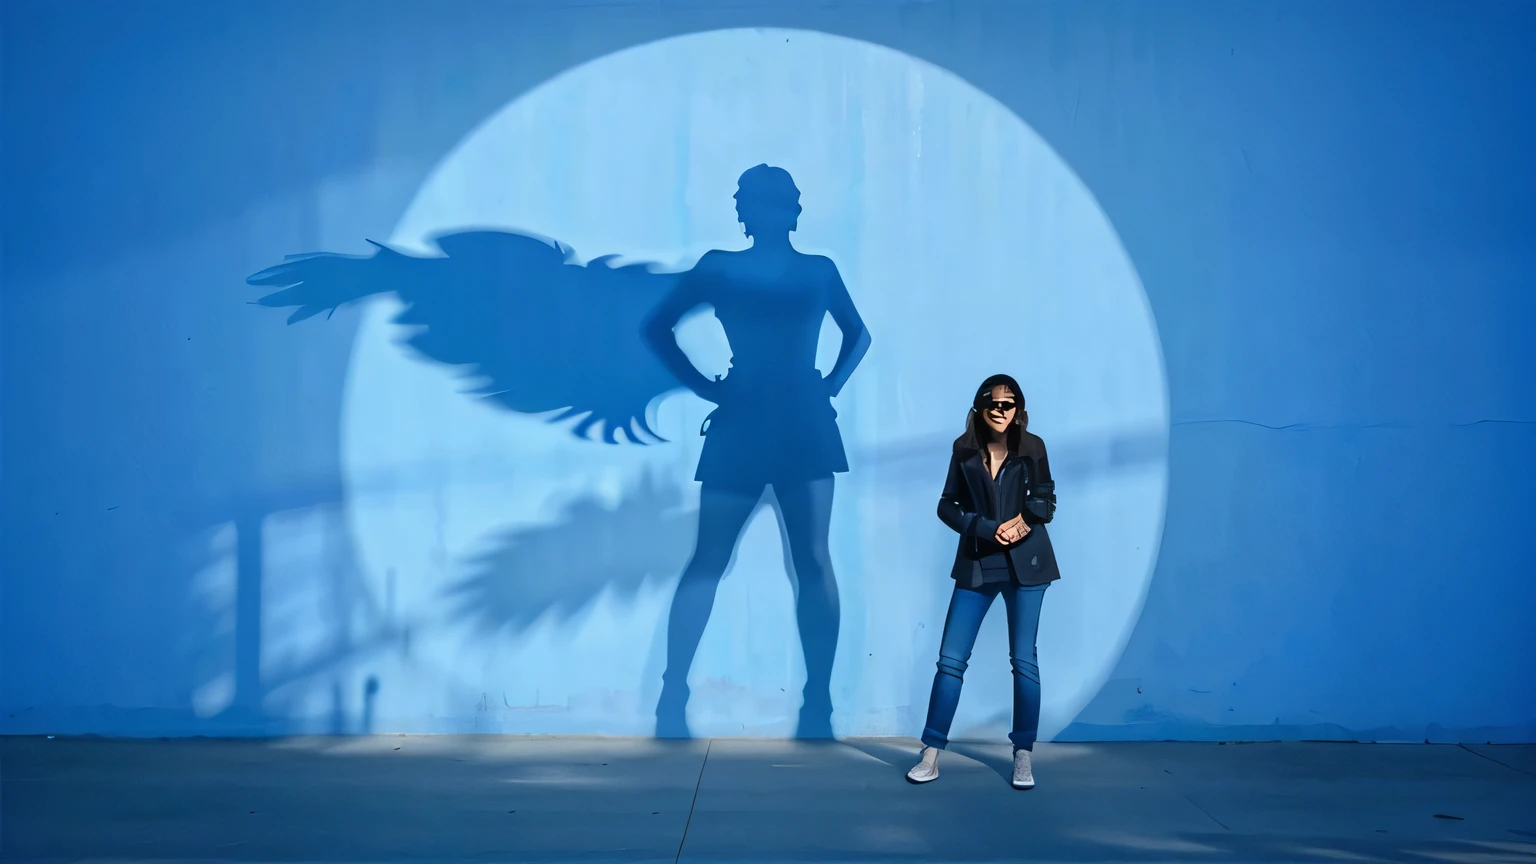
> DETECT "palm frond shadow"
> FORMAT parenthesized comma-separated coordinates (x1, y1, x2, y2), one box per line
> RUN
(441, 473, 695, 635)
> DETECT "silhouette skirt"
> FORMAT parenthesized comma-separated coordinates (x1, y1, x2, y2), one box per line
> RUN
(694, 379, 848, 492)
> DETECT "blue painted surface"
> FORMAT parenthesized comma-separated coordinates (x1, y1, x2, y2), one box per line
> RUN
(2, 0, 1533, 742)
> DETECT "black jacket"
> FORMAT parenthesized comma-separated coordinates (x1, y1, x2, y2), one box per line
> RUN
(937, 431, 1061, 588)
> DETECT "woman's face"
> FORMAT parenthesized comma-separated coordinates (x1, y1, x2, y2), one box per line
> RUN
(981, 385, 1018, 436)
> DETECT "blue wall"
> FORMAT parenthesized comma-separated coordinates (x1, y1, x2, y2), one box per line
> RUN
(3, 0, 1533, 742)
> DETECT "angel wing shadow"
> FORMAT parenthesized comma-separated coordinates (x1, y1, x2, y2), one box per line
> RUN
(441, 472, 695, 635)
(248, 229, 684, 443)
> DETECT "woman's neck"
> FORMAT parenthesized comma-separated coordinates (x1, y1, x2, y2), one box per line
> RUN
(751, 234, 794, 253)
(984, 432, 1009, 460)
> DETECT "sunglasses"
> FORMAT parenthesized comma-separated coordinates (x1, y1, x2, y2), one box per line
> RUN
(980, 399, 1018, 413)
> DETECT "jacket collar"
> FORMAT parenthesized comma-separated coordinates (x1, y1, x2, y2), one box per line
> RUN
(954, 430, 1043, 463)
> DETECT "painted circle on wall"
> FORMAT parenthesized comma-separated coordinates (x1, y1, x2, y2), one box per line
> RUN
(340, 28, 1169, 740)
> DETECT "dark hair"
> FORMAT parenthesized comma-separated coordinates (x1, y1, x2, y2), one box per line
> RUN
(734, 164, 802, 234)
(953, 373, 1032, 458)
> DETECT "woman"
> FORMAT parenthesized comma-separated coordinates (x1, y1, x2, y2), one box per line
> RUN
(908, 374, 1060, 789)
(641, 164, 872, 739)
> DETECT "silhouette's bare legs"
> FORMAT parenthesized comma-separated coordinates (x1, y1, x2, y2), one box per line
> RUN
(655, 485, 759, 738)
(776, 477, 840, 738)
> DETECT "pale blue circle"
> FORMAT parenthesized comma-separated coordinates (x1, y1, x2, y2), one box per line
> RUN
(340, 28, 1169, 739)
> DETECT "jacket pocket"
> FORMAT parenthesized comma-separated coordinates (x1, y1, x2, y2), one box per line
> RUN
(1013, 527, 1054, 573)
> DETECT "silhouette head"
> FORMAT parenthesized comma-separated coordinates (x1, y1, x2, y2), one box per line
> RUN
(734, 164, 802, 238)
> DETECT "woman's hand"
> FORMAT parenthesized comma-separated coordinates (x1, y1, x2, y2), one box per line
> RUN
(995, 515, 1031, 545)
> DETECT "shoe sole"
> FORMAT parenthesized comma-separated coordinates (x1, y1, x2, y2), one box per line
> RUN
(1011, 780, 1035, 790)
(906, 772, 939, 784)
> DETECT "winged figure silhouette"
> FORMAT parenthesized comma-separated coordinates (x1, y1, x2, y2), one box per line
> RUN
(248, 230, 684, 444)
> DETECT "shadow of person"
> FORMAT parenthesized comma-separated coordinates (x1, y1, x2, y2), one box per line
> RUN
(247, 164, 870, 741)
(643, 165, 872, 739)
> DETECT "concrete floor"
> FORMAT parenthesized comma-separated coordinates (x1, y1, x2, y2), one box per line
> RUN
(3, 736, 1533, 864)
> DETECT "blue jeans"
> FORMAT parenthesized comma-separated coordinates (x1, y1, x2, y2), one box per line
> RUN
(921, 581, 1048, 751)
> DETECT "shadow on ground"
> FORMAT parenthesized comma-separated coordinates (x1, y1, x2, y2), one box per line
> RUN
(3, 736, 1534, 863)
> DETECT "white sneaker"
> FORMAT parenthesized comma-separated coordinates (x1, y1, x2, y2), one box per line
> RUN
(1012, 748, 1035, 789)
(906, 746, 940, 783)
